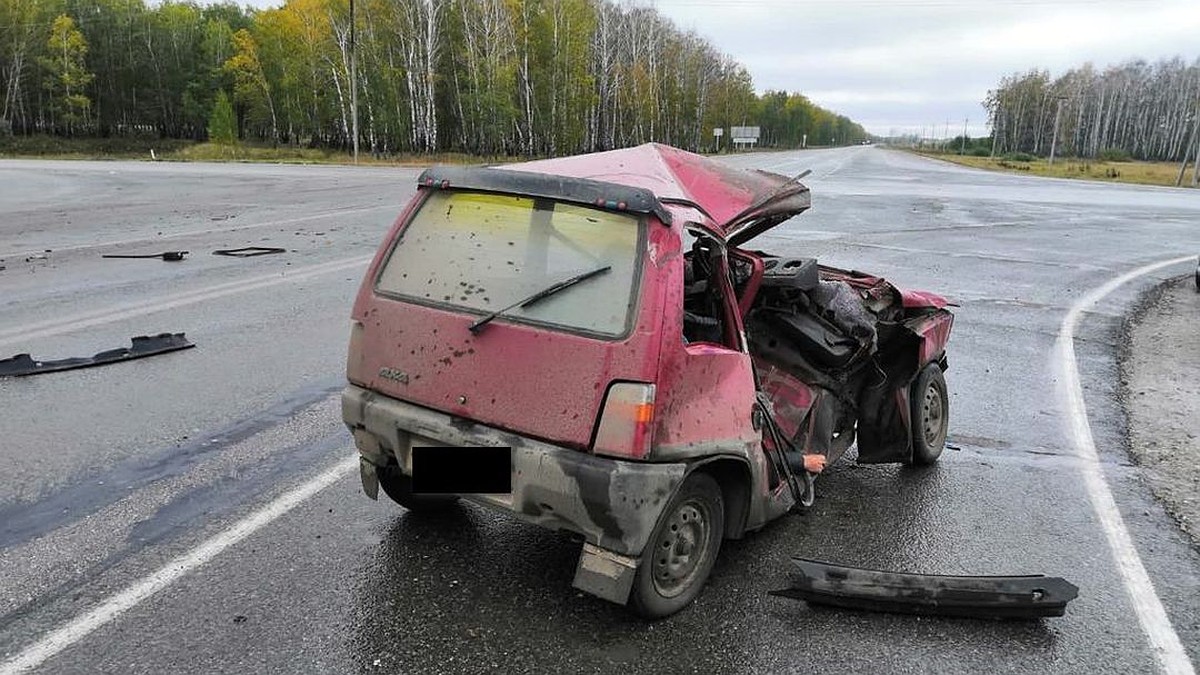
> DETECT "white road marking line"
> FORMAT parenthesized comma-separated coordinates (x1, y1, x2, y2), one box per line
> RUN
(0, 255, 371, 349)
(0, 204, 400, 259)
(1055, 254, 1196, 675)
(0, 455, 358, 675)
(841, 241, 1111, 271)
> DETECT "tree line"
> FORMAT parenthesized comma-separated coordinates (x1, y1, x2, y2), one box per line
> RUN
(0, 0, 867, 156)
(985, 57, 1200, 163)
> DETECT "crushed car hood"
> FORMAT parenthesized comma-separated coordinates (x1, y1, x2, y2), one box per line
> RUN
(506, 143, 811, 246)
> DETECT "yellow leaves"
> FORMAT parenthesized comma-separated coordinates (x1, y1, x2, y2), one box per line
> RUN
(44, 13, 92, 89)
(224, 29, 261, 80)
(47, 14, 88, 57)
(272, 0, 337, 56)
(224, 28, 270, 109)
(41, 13, 93, 127)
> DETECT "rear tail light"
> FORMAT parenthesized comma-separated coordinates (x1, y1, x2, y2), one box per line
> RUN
(593, 383, 656, 460)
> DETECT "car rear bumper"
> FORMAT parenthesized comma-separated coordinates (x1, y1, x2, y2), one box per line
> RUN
(341, 384, 686, 557)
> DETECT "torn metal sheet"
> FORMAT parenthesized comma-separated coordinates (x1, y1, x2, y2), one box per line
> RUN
(0, 333, 195, 377)
(102, 251, 188, 261)
(771, 558, 1079, 619)
(213, 247, 286, 257)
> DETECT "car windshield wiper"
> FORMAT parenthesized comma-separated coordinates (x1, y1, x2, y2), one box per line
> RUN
(468, 265, 612, 334)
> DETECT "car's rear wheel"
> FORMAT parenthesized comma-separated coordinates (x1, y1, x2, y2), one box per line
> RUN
(377, 465, 459, 512)
(629, 472, 724, 619)
(909, 363, 949, 465)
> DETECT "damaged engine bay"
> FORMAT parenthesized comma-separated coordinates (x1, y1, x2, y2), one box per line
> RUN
(684, 234, 953, 475)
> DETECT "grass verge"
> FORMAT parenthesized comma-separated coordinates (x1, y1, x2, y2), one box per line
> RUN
(0, 135, 506, 166)
(914, 150, 1197, 188)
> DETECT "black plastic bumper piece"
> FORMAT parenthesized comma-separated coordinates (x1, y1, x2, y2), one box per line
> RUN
(213, 247, 286, 257)
(0, 333, 195, 377)
(102, 251, 188, 261)
(771, 558, 1079, 620)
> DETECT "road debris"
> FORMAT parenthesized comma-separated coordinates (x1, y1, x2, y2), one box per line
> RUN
(213, 247, 286, 257)
(102, 251, 188, 261)
(0, 333, 195, 377)
(771, 558, 1079, 620)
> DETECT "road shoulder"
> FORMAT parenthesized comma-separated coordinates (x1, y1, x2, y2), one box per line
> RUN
(1121, 274, 1200, 544)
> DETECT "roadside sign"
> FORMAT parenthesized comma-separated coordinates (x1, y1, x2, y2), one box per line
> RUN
(731, 126, 760, 150)
(731, 126, 760, 141)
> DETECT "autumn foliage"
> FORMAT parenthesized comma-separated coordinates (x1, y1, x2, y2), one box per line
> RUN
(0, 0, 867, 155)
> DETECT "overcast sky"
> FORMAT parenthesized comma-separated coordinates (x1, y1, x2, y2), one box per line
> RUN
(650, 0, 1200, 137)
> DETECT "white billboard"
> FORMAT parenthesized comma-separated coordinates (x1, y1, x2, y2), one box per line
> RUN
(730, 126, 760, 141)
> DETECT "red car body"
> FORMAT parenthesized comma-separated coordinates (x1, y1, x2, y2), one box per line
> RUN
(343, 143, 953, 617)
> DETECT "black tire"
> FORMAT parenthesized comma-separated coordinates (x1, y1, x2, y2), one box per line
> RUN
(629, 472, 724, 619)
(909, 363, 949, 465)
(377, 465, 459, 512)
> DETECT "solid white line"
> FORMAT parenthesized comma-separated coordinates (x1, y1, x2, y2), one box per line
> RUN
(0, 255, 371, 349)
(1055, 254, 1195, 675)
(0, 204, 400, 259)
(0, 455, 358, 675)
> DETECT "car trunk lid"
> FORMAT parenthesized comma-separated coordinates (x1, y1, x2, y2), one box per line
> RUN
(349, 182, 664, 450)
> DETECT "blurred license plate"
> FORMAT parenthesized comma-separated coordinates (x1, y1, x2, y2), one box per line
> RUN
(411, 445, 512, 495)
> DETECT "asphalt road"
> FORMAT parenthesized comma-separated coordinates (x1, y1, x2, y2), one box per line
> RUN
(2, 149, 1198, 674)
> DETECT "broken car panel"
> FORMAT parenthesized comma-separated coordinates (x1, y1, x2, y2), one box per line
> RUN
(0, 333, 194, 377)
(342, 143, 956, 618)
(101, 251, 188, 261)
(772, 558, 1079, 619)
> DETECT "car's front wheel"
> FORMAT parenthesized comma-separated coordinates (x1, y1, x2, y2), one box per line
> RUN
(909, 363, 949, 465)
(629, 472, 724, 619)
(377, 465, 459, 512)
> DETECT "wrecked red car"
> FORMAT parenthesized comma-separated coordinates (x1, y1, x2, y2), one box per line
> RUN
(342, 143, 954, 617)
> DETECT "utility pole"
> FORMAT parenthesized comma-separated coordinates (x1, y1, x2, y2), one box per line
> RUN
(1176, 104, 1198, 187)
(350, 0, 359, 163)
(1048, 96, 1067, 165)
(960, 118, 968, 155)
(990, 111, 1000, 157)
(1194, 129, 1200, 187)
(1190, 100, 1200, 186)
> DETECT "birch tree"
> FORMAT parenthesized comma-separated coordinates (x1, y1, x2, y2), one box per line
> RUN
(987, 57, 1200, 162)
(41, 14, 93, 134)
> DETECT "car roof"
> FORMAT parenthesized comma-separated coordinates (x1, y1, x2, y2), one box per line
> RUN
(504, 143, 811, 244)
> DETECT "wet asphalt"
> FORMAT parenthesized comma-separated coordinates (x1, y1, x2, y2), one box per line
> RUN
(1, 149, 1198, 674)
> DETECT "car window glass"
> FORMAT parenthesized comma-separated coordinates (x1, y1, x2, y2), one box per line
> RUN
(376, 191, 642, 337)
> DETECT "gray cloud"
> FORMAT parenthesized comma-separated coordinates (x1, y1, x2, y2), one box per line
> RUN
(652, 0, 1200, 136)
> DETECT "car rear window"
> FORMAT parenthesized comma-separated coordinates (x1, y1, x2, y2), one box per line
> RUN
(376, 190, 643, 338)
